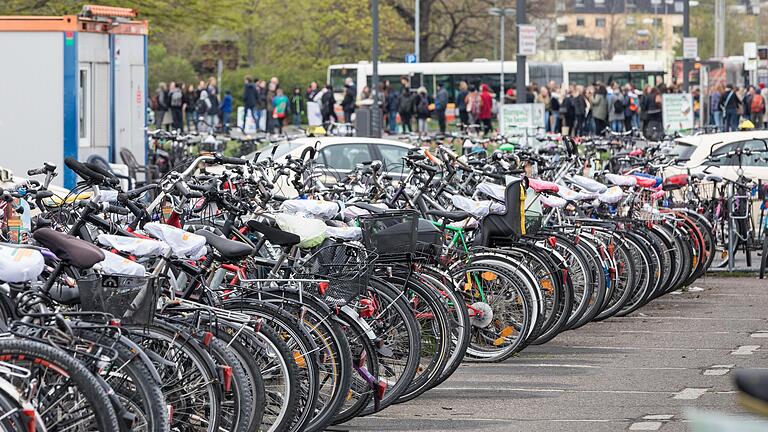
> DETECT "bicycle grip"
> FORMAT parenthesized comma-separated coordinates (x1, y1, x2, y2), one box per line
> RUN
(106, 205, 130, 215)
(217, 155, 246, 165)
(64, 158, 105, 183)
(300, 146, 317, 161)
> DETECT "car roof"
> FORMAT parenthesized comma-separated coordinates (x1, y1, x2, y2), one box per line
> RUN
(286, 136, 416, 149)
(677, 131, 768, 148)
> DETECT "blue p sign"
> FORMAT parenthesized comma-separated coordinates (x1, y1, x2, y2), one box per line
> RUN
(405, 53, 417, 64)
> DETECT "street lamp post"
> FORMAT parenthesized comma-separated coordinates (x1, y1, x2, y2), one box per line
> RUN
(489, 7, 515, 131)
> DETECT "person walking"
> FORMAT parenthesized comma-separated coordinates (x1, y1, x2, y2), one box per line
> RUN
(290, 88, 304, 127)
(457, 81, 469, 130)
(466, 85, 480, 127)
(709, 84, 723, 131)
(721, 84, 741, 132)
(608, 85, 625, 132)
(625, 85, 639, 131)
(167, 81, 183, 131)
(478, 84, 493, 135)
(573, 86, 587, 137)
(321, 84, 337, 126)
(643, 87, 663, 139)
(342, 77, 356, 124)
(435, 82, 449, 134)
(206, 86, 220, 131)
(748, 85, 764, 128)
(265, 81, 277, 133)
(153, 82, 168, 130)
(386, 85, 400, 134)
(415, 86, 432, 134)
(183, 84, 197, 132)
(399, 88, 415, 133)
(591, 84, 608, 134)
(243, 76, 258, 130)
(219, 90, 233, 132)
(195, 90, 212, 133)
(271, 88, 288, 134)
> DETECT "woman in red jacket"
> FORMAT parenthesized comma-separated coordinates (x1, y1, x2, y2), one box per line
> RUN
(478, 84, 493, 135)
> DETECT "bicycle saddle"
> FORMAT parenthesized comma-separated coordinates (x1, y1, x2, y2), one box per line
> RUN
(570, 175, 608, 193)
(195, 229, 254, 261)
(604, 173, 637, 187)
(705, 174, 723, 182)
(247, 220, 301, 247)
(527, 178, 560, 194)
(33, 228, 105, 269)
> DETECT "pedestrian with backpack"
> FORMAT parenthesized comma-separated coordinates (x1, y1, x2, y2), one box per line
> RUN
(608, 85, 625, 132)
(153, 82, 168, 130)
(415, 87, 432, 134)
(169, 81, 184, 131)
(399, 88, 415, 133)
(749, 86, 765, 129)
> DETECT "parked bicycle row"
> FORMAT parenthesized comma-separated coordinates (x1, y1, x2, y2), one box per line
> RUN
(0, 130, 717, 431)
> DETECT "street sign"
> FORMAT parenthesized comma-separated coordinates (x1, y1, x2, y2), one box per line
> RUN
(683, 37, 698, 59)
(744, 42, 758, 59)
(518, 25, 537, 56)
(662, 93, 694, 133)
(405, 53, 417, 64)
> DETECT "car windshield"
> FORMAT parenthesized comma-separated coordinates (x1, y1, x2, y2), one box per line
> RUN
(666, 141, 696, 161)
(251, 142, 306, 162)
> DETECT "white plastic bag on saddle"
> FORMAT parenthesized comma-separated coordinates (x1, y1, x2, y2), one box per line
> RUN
(476, 182, 506, 202)
(557, 184, 598, 201)
(282, 199, 341, 220)
(451, 195, 505, 219)
(598, 186, 625, 204)
(570, 175, 608, 193)
(274, 213, 328, 248)
(143, 222, 207, 260)
(96, 249, 146, 277)
(540, 194, 567, 209)
(604, 173, 637, 187)
(97, 234, 170, 257)
(0, 245, 44, 283)
(342, 203, 388, 221)
(326, 226, 362, 241)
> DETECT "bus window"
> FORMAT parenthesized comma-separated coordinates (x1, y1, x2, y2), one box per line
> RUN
(330, 67, 357, 90)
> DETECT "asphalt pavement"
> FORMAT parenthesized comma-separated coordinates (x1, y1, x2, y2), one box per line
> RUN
(339, 275, 768, 432)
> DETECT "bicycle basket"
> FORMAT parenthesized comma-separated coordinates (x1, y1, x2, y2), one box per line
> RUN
(358, 210, 417, 258)
(525, 211, 543, 235)
(297, 243, 371, 305)
(77, 274, 159, 325)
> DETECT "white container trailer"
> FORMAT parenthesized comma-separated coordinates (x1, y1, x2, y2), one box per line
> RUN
(0, 8, 148, 189)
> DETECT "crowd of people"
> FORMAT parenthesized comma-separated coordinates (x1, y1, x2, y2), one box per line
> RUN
(152, 71, 768, 139)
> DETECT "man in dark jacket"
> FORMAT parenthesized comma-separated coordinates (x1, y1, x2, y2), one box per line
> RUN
(386, 87, 400, 134)
(399, 88, 415, 133)
(435, 82, 449, 134)
(721, 84, 741, 132)
(242, 76, 258, 129)
(290, 88, 304, 127)
(321, 84, 337, 126)
(342, 77, 356, 123)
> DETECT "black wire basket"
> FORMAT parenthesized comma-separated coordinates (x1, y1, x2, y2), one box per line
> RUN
(77, 274, 159, 325)
(297, 243, 372, 306)
(358, 210, 442, 263)
(524, 211, 543, 235)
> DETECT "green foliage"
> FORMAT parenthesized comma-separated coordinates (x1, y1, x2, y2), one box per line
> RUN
(147, 44, 197, 91)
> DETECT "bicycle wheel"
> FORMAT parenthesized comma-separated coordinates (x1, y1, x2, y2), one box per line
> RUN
(0, 338, 121, 431)
(125, 321, 222, 432)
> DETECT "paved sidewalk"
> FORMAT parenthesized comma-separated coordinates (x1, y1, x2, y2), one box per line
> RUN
(340, 276, 768, 431)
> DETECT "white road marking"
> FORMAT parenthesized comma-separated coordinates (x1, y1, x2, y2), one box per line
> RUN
(643, 414, 674, 420)
(731, 345, 760, 355)
(703, 364, 735, 376)
(672, 388, 708, 400)
(629, 421, 662, 430)
(750, 331, 768, 338)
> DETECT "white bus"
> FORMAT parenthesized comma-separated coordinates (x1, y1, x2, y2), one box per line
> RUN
(328, 59, 665, 102)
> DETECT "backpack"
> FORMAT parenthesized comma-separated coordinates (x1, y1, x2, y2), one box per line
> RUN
(751, 94, 765, 113)
(417, 96, 429, 116)
(628, 95, 638, 112)
(170, 89, 183, 108)
(613, 97, 625, 114)
(196, 97, 211, 115)
(470, 94, 481, 117)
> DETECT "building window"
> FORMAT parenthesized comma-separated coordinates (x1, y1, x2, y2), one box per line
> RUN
(78, 66, 91, 147)
(576, 17, 585, 27)
(596, 17, 606, 27)
(672, 25, 682, 34)
(557, 24, 568, 33)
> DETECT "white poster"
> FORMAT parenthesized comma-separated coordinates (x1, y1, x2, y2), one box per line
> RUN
(501, 103, 545, 134)
(662, 93, 694, 133)
(518, 25, 537, 56)
(307, 101, 323, 126)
